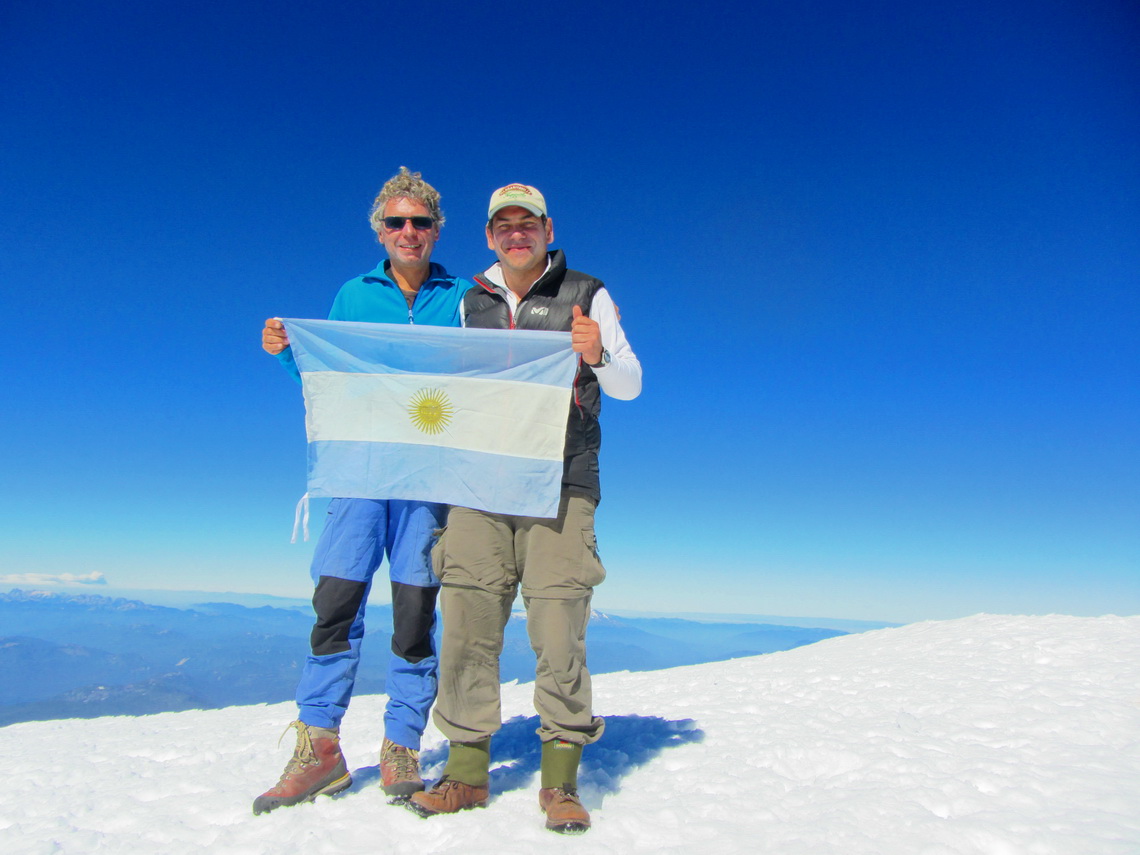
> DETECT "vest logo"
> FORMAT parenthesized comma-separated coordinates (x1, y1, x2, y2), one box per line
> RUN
(530, 306, 549, 316)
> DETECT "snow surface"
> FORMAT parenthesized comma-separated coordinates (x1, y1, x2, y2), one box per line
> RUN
(3, 614, 1139, 854)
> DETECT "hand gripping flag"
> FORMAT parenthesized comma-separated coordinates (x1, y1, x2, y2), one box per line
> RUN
(281, 319, 577, 518)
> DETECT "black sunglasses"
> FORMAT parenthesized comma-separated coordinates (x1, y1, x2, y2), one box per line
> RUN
(382, 216, 436, 231)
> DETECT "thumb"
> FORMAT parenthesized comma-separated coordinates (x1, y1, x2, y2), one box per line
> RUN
(572, 304, 583, 319)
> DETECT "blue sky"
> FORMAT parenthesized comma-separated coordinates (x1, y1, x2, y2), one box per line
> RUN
(2, 0, 1137, 623)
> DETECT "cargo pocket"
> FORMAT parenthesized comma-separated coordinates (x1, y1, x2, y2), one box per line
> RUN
(580, 527, 607, 588)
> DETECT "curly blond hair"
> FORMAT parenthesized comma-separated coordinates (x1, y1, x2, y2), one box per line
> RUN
(368, 166, 445, 234)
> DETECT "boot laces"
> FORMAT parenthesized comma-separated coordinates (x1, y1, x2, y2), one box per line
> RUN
(382, 741, 420, 779)
(427, 776, 462, 794)
(276, 720, 319, 781)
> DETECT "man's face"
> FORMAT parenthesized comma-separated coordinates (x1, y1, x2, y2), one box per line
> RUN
(378, 197, 440, 269)
(486, 206, 553, 276)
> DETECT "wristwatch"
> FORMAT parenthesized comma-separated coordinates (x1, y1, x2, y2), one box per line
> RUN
(585, 348, 611, 369)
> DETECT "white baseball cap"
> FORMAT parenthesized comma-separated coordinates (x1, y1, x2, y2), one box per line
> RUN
(487, 183, 547, 219)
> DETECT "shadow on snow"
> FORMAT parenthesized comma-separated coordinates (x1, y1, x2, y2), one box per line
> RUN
(349, 714, 704, 807)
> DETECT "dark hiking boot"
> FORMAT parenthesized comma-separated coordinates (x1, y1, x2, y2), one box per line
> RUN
(380, 737, 424, 800)
(252, 721, 351, 815)
(405, 777, 490, 817)
(539, 787, 591, 834)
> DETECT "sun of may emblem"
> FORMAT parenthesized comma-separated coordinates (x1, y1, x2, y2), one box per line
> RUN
(407, 388, 454, 435)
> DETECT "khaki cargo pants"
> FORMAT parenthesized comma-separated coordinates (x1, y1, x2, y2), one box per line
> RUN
(431, 494, 606, 746)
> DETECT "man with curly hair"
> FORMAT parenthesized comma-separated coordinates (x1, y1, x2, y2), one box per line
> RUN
(254, 168, 469, 814)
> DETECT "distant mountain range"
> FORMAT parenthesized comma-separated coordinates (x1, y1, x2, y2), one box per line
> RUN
(0, 588, 858, 726)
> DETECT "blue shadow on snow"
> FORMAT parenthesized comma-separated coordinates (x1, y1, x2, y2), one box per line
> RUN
(349, 714, 703, 806)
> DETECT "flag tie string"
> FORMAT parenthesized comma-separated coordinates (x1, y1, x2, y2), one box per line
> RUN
(291, 493, 310, 543)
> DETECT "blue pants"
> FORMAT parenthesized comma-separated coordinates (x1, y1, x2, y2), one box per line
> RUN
(294, 497, 445, 749)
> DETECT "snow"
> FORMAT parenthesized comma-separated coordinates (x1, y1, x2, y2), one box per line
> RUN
(3, 614, 1138, 854)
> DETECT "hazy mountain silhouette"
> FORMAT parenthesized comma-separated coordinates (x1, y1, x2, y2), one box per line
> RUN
(0, 589, 852, 726)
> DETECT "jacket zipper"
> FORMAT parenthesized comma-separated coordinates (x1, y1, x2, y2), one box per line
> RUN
(407, 275, 437, 325)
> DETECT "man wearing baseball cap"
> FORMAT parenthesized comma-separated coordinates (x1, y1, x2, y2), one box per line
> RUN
(408, 184, 642, 833)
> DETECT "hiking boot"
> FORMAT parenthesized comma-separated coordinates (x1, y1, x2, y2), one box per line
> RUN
(380, 737, 424, 799)
(252, 721, 351, 815)
(405, 777, 490, 817)
(539, 787, 591, 834)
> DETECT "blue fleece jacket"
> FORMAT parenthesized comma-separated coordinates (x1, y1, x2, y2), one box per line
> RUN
(276, 260, 470, 381)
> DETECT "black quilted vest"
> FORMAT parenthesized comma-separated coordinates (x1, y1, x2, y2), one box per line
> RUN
(466, 250, 604, 504)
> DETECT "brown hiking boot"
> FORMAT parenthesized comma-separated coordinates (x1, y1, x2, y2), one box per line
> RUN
(380, 737, 424, 799)
(405, 777, 489, 817)
(252, 721, 351, 815)
(539, 787, 591, 834)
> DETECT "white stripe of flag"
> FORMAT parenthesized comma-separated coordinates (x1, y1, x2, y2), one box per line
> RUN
(281, 318, 577, 518)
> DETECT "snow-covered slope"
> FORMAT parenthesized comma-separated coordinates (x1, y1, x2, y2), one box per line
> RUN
(3, 614, 1138, 854)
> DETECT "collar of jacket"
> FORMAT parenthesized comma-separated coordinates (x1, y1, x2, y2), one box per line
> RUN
(475, 249, 566, 297)
(363, 260, 452, 286)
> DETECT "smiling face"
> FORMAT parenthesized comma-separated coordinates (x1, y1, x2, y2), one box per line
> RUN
(378, 196, 440, 272)
(486, 205, 554, 285)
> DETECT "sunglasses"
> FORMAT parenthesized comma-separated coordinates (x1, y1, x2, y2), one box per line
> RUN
(382, 216, 436, 231)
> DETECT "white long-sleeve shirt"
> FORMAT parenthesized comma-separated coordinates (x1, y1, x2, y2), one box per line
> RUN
(464, 259, 642, 401)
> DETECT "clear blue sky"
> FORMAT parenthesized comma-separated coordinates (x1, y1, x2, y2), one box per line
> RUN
(2, 0, 1137, 623)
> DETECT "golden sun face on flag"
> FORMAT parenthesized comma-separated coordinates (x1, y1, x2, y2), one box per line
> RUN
(407, 388, 454, 434)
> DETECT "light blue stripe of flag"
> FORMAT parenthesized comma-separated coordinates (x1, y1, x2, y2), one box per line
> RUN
(282, 318, 577, 518)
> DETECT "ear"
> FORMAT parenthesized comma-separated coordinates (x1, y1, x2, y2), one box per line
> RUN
(545, 217, 554, 244)
(486, 224, 495, 251)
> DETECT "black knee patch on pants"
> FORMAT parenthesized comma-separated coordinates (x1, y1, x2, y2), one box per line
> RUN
(391, 581, 438, 664)
(311, 576, 368, 656)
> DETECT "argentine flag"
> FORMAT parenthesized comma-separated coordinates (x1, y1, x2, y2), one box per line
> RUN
(281, 318, 577, 518)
